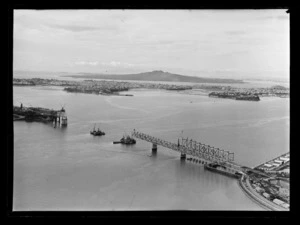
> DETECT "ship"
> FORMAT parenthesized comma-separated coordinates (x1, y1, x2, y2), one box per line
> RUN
(204, 162, 242, 178)
(113, 135, 136, 145)
(90, 124, 105, 136)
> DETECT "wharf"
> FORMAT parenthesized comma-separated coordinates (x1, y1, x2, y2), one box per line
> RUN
(254, 152, 289, 171)
(13, 104, 67, 126)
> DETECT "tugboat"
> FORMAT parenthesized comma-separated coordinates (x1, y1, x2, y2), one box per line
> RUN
(90, 124, 105, 136)
(113, 134, 136, 145)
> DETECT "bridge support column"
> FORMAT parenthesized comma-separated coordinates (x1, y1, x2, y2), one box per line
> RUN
(180, 153, 186, 160)
(61, 116, 68, 126)
(152, 143, 157, 153)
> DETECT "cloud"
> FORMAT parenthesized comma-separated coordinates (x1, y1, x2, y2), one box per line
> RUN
(258, 15, 289, 21)
(46, 24, 100, 32)
(74, 61, 136, 68)
(225, 30, 247, 36)
(100, 61, 135, 68)
(75, 61, 98, 66)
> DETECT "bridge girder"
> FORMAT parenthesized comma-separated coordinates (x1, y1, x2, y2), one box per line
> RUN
(132, 130, 234, 163)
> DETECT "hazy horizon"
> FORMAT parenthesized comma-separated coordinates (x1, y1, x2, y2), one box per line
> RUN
(14, 9, 289, 81)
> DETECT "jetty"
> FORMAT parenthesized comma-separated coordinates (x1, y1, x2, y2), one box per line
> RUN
(13, 104, 68, 126)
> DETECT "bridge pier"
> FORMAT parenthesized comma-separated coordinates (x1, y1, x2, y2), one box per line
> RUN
(180, 153, 186, 160)
(61, 116, 68, 126)
(152, 143, 157, 153)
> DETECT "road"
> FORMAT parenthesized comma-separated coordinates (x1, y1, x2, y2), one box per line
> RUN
(239, 176, 288, 211)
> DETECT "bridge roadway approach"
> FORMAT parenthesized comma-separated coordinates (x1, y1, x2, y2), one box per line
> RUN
(132, 129, 241, 171)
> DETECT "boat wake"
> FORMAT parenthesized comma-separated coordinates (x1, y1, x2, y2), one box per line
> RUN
(248, 116, 289, 127)
(105, 98, 150, 114)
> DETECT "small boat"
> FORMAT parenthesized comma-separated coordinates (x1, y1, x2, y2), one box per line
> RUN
(90, 124, 105, 136)
(113, 135, 136, 145)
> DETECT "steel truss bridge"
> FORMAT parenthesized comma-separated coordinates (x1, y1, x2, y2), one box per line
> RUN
(132, 129, 235, 163)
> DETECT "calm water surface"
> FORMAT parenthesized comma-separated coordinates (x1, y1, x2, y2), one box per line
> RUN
(13, 85, 289, 210)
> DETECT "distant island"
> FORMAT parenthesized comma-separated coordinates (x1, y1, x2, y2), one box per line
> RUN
(63, 70, 244, 84)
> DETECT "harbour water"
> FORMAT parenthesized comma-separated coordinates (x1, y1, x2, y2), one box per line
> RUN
(13, 84, 289, 210)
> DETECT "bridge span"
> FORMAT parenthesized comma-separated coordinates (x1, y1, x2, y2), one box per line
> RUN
(132, 129, 237, 166)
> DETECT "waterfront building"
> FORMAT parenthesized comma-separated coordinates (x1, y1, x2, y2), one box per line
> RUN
(263, 163, 275, 171)
(264, 163, 273, 167)
(279, 157, 289, 162)
(272, 162, 281, 167)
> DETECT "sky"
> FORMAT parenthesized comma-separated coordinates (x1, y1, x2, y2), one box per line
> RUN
(13, 10, 289, 80)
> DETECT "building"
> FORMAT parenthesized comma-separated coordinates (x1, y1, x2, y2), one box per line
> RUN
(281, 168, 290, 174)
(274, 159, 283, 165)
(262, 192, 270, 199)
(272, 162, 281, 167)
(264, 163, 273, 168)
(279, 157, 289, 162)
(279, 187, 290, 197)
(263, 163, 274, 171)
(255, 186, 264, 193)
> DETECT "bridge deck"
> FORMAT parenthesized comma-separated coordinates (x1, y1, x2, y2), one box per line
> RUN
(132, 130, 235, 164)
